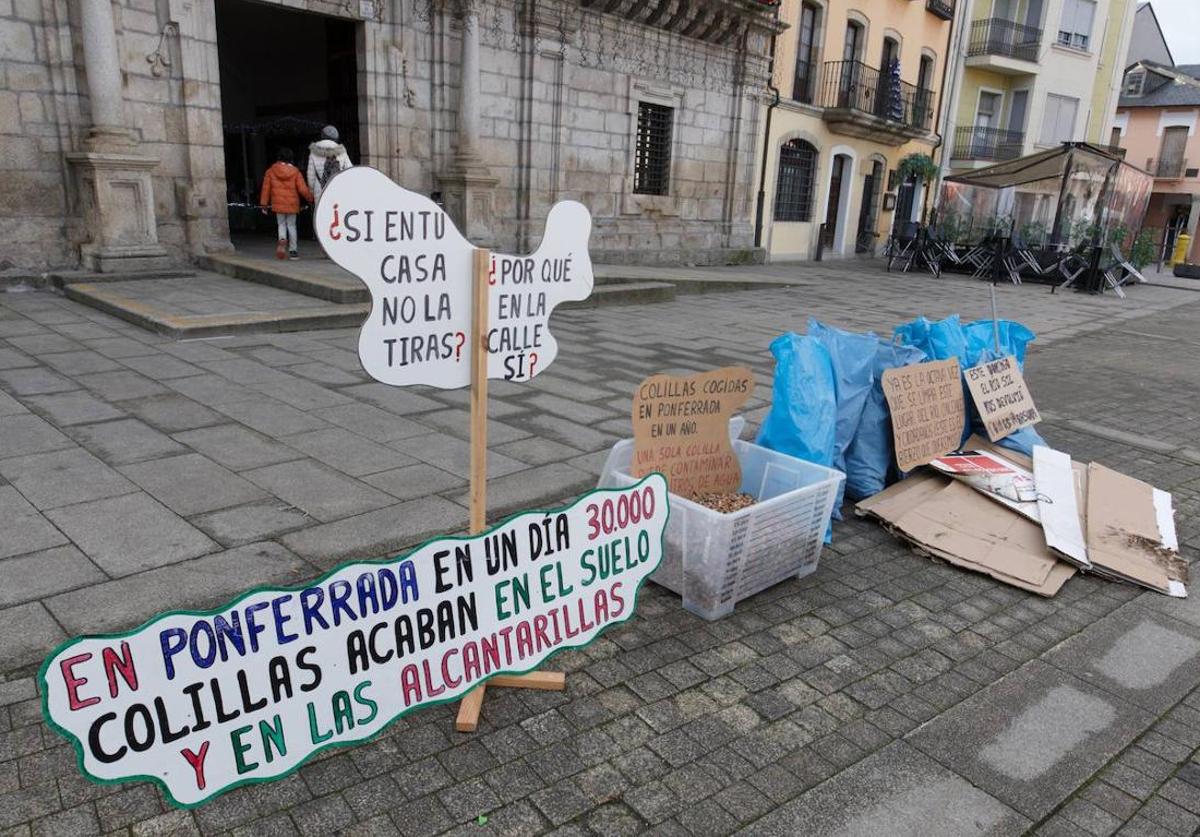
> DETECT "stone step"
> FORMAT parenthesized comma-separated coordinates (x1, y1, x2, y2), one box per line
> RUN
(63, 278, 369, 339)
(563, 280, 676, 308)
(197, 252, 370, 304)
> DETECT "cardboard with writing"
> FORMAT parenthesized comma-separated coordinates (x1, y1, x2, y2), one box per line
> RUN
(880, 359, 965, 472)
(631, 367, 755, 498)
(40, 476, 669, 807)
(963, 355, 1041, 442)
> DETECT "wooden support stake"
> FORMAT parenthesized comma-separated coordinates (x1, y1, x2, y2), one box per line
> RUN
(457, 248, 492, 734)
(454, 249, 565, 734)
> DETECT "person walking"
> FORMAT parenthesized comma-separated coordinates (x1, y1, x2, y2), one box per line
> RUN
(259, 147, 313, 260)
(307, 124, 353, 205)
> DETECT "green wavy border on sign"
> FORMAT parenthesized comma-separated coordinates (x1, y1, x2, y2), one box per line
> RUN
(38, 473, 671, 809)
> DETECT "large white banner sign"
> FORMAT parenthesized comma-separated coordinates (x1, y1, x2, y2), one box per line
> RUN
(316, 167, 594, 388)
(41, 476, 667, 807)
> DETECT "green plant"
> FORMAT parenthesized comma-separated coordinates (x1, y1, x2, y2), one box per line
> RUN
(1106, 223, 1129, 249)
(1130, 228, 1157, 269)
(896, 153, 939, 183)
(1019, 220, 1048, 246)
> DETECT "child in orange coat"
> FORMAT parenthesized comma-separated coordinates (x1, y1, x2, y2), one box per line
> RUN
(260, 147, 313, 260)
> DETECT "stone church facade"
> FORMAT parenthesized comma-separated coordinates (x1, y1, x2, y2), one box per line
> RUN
(0, 0, 780, 274)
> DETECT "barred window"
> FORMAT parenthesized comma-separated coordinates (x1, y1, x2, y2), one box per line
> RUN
(773, 140, 818, 222)
(633, 101, 673, 195)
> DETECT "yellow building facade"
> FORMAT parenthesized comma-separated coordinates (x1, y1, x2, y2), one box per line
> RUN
(758, 0, 955, 260)
(943, 0, 1134, 174)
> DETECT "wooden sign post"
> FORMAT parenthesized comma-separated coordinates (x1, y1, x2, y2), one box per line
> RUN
(310, 168, 597, 734)
(455, 249, 565, 733)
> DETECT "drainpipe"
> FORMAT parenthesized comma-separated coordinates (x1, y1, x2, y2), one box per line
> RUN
(753, 4, 782, 249)
(925, 0, 968, 224)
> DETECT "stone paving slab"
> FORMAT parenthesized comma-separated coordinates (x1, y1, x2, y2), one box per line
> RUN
(742, 740, 1029, 836)
(908, 660, 1156, 820)
(2, 263, 1200, 835)
(1043, 607, 1200, 713)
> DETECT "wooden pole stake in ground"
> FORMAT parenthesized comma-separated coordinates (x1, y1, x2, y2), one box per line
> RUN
(454, 249, 566, 733)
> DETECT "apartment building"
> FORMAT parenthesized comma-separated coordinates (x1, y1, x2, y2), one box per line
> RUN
(942, 0, 1134, 173)
(756, 0, 954, 260)
(1113, 60, 1200, 264)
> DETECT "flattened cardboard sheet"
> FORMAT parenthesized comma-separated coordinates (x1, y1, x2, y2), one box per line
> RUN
(1086, 463, 1187, 597)
(1033, 446, 1090, 568)
(857, 471, 1074, 597)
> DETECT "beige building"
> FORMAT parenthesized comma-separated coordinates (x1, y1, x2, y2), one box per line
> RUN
(756, 0, 955, 261)
(941, 0, 1135, 175)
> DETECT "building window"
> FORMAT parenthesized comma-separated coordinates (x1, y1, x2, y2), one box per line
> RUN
(1123, 71, 1145, 96)
(773, 139, 818, 222)
(633, 101, 673, 196)
(793, 3, 819, 103)
(1109, 126, 1122, 147)
(1057, 0, 1096, 50)
(1039, 93, 1080, 145)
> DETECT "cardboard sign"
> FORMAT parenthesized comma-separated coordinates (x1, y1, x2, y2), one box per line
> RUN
(316, 167, 594, 388)
(631, 367, 755, 498)
(40, 476, 668, 807)
(880, 359, 965, 472)
(964, 355, 1041, 442)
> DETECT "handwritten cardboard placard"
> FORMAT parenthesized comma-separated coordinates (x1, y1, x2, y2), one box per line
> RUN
(631, 367, 755, 498)
(881, 358, 965, 472)
(964, 355, 1041, 442)
(316, 167, 593, 387)
(40, 476, 667, 807)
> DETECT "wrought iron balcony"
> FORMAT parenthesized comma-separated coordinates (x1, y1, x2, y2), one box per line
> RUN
(926, 0, 955, 21)
(1147, 157, 1188, 179)
(816, 60, 935, 144)
(953, 126, 1024, 161)
(967, 18, 1041, 62)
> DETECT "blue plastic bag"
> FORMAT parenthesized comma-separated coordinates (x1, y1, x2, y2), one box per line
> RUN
(808, 319, 877, 516)
(756, 333, 837, 469)
(756, 333, 837, 540)
(963, 320, 1036, 368)
(896, 315, 1046, 457)
(844, 339, 927, 500)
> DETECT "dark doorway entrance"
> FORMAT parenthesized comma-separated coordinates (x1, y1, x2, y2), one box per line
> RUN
(215, 0, 360, 241)
(856, 160, 883, 253)
(822, 154, 848, 251)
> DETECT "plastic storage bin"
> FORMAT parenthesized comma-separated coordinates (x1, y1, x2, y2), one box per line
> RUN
(597, 424, 844, 620)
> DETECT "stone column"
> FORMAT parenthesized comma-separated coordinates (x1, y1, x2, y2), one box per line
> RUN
(436, 0, 499, 246)
(78, 0, 132, 145)
(67, 0, 170, 272)
(455, 2, 482, 166)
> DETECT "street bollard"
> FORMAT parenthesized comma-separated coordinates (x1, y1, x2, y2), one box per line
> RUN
(1169, 233, 1191, 267)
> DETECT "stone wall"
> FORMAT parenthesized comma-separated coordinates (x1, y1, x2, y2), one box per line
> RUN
(0, 0, 773, 272)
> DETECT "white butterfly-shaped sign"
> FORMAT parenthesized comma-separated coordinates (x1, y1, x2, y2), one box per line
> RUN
(315, 167, 593, 388)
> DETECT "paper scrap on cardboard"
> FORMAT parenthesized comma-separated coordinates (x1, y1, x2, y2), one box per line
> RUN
(964, 355, 1041, 442)
(1033, 446, 1090, 568)
(881, 358, 965, 472)
(631, 366, 755, 498)
(929, 450, 1040, 523)
(1085, 463, 1187, 597)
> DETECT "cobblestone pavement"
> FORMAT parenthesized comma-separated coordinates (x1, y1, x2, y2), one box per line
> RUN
(2, 262, 1200, 836)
